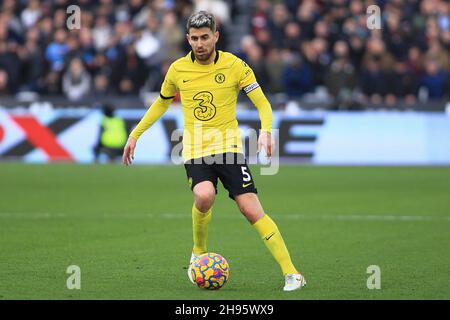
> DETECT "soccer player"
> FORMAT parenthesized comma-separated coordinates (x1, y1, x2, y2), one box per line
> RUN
(122, 11, 306, 291)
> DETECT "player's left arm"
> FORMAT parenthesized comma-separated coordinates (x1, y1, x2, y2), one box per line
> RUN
(123, 64, 178, 166)
(239, 62, 275, 157)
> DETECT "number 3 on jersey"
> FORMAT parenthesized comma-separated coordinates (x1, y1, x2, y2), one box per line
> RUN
(193, 91, 216, 121)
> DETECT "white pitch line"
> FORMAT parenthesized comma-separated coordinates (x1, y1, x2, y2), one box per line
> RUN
(0, 212, 449, 222)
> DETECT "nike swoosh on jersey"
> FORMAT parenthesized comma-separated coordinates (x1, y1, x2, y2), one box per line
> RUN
(265, 232, 275, 241)
(242, 182, 253, 188)
(183, 79, 190, 83)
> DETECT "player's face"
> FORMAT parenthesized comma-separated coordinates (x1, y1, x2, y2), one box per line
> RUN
(187, 27, 219, 63)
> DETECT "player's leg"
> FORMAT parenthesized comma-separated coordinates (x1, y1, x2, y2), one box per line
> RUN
(192, 181, 215, 255)
(234, 194, 297, 270)
(185, 160, 217, 254)
(233, 192, 263, 223)
(235, 193, 306, 291)
(184, 160, 218, 284)
(216, 153, 306, 291)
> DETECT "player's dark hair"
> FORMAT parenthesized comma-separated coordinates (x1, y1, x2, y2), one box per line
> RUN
(186, 11, 216, 33)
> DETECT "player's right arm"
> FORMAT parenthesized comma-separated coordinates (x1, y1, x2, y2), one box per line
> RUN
(123, 65, 178, 166)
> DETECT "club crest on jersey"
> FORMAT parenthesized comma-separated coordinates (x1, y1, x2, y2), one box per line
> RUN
(215, 73, 225, 84)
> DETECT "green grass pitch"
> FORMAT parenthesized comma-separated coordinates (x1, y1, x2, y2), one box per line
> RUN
(0, 163, 449, 299)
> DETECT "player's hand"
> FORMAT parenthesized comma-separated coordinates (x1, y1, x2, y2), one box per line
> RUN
(122, 136, 137, 166)
(257, 131, 275, 158)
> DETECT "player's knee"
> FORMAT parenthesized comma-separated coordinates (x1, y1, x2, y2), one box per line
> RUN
(237, 200, 263, 224)
(238, 202, 250, 216)
(237, 201, 255, 216)
(194, 188, 215, 212)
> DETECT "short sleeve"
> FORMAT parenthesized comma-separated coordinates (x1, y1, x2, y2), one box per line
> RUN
(160, 64, 178, 98)
(238, 59, 260, 94)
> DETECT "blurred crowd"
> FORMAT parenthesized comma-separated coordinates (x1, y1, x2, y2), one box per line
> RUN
(242, 0, 450, 108)
(0, 0, 450, 109)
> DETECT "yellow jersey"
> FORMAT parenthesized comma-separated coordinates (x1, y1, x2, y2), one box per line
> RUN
(130, 50, 272, 161)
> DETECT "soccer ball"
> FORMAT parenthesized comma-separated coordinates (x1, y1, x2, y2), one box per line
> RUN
(190, 252, 230, 290)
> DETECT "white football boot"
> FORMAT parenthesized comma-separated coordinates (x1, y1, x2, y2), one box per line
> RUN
(187, 252, 200, 284)
(283, 273, 307, 291)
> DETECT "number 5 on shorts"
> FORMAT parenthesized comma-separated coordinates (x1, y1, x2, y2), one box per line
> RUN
(241, 166, 251, 182)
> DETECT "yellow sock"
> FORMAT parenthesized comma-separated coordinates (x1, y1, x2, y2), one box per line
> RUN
(192, 204, 212, 255)
(253, 214, 298, 276)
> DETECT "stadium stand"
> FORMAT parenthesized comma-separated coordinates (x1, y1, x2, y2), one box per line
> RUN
(0, 0, 449, 111)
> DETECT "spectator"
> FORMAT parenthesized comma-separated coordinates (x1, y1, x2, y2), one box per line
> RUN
(383, 13, 410, 61)
(246, 44, 269, 90)
(43, 71, 62, 95)
(92, 52, 112, 77)
(441, 28, 450, 52)
(313, 20, 329, 40)
(254, 27, 272, 55)
(325, 40, 357, 109)
(305, 38, 332, 86)
(215, 16, 229, 52)
(348, 34, 366, 69)
(362, 37, 396, 72)
(115, 44, 148, 94)
(91, 72, 111, 97)
(1, 5, 22, 42)
(0, 69, 10, 95)
(385, 61, 419, 107)
(437, 1, 450, 33)
(251, 0, 270, 37)
(142, 60, 170, 93)
(282, 53, 314, 98)
(92, 14, 113, 52)
(78, 28, 97, 70)
(118, 77, 135, 95)
(18, 27, 44, 92)
(45, 28, 69, 72)
(406, 46, 424, 75)
(267, 3, 291, 48)
(53, 8, 68, 29)
(159, 10, 184, 62)
(236, 35, 256, 62)
(360, 56, 387, 105)
(134, 12, 162, 65)
(128, 0, 146, 21)
(295, 0, 317, 40)
(283, 21, 302, 52)
(0, 41, 21, 94)
(419, 59, 449, 100)
(62, 57, 91, 101)
(37, 16, 54, 48)
(265, 48, 285, 94)
(21, 0, 42, 29)
(194, 0, 230, 25)
(425, 39, 450, 73)
(63, 35, 82, 69)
